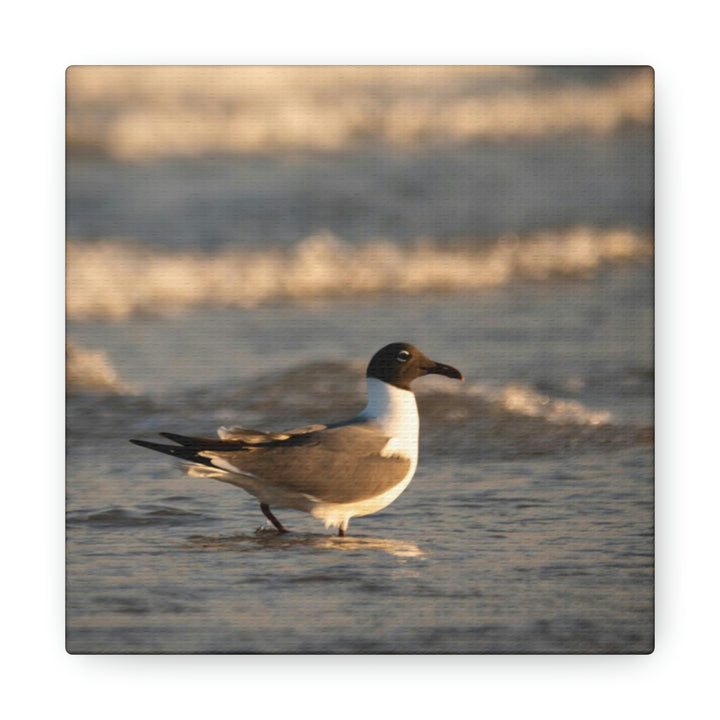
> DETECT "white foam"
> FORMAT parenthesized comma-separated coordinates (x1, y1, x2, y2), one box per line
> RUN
(468, 382, 612, 426)
(66, 228, 653, 319)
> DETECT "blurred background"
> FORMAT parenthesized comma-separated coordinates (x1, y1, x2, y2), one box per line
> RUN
(66, 65, 653, 323)
(66, 66, 654, 653)
(67, 66, 651, 158)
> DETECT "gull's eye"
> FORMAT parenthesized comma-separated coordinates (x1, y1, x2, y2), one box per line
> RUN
(396, 349, 411, 363)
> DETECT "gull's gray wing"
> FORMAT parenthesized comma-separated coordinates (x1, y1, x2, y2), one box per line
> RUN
(132, 421, 411, 504)
(207, 421, 411, 504)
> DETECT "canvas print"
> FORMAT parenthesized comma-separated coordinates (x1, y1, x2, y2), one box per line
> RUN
(66, 66, 654, 653)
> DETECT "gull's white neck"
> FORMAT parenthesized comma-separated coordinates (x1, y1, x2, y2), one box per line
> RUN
(359, 377, 419, 439)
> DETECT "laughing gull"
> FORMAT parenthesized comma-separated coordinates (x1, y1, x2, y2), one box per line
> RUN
(130, 342, 463, 536)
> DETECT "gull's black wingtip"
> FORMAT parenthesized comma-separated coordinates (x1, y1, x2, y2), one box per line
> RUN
(129, 437, 186, 456)
(129, 438, 166, 451)
(129, 437, 215, 467)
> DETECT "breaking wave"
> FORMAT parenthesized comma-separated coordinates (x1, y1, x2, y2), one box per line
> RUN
(415, 382, 652, 461)
(67, 355, 652, 459)
(66, 227, 652, 319)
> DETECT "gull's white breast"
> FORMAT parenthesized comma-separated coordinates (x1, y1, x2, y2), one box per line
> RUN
(311, 378, 420, 529)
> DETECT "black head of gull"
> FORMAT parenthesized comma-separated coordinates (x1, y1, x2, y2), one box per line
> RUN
(366, 342, 464, 391)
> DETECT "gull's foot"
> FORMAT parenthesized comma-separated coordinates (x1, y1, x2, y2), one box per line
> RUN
(260, 503, 289, 534)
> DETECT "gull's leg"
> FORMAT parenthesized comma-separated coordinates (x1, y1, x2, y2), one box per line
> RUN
(338, 519, 349, 537)
(260, 503, 288, 533)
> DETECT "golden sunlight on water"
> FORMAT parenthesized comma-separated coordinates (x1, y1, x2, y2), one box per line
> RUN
(187, 532, 425, 559)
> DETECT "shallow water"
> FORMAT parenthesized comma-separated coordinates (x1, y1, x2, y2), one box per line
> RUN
(66, 446, 652, 653)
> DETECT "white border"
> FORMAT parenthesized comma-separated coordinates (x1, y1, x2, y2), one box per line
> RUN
(6, 1, 718, 717)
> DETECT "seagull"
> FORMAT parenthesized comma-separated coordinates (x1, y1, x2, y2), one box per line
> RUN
(130, 342, 463, 536)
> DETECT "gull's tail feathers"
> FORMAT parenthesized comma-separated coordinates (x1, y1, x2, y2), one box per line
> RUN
(130, 422, 330, 476)
(130, 422, 329, 463)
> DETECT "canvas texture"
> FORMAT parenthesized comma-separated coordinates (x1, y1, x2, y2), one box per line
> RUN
(66, 66, 654, 653)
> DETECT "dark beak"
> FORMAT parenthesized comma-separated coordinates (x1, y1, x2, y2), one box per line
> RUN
(424, 360, 464, 381)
